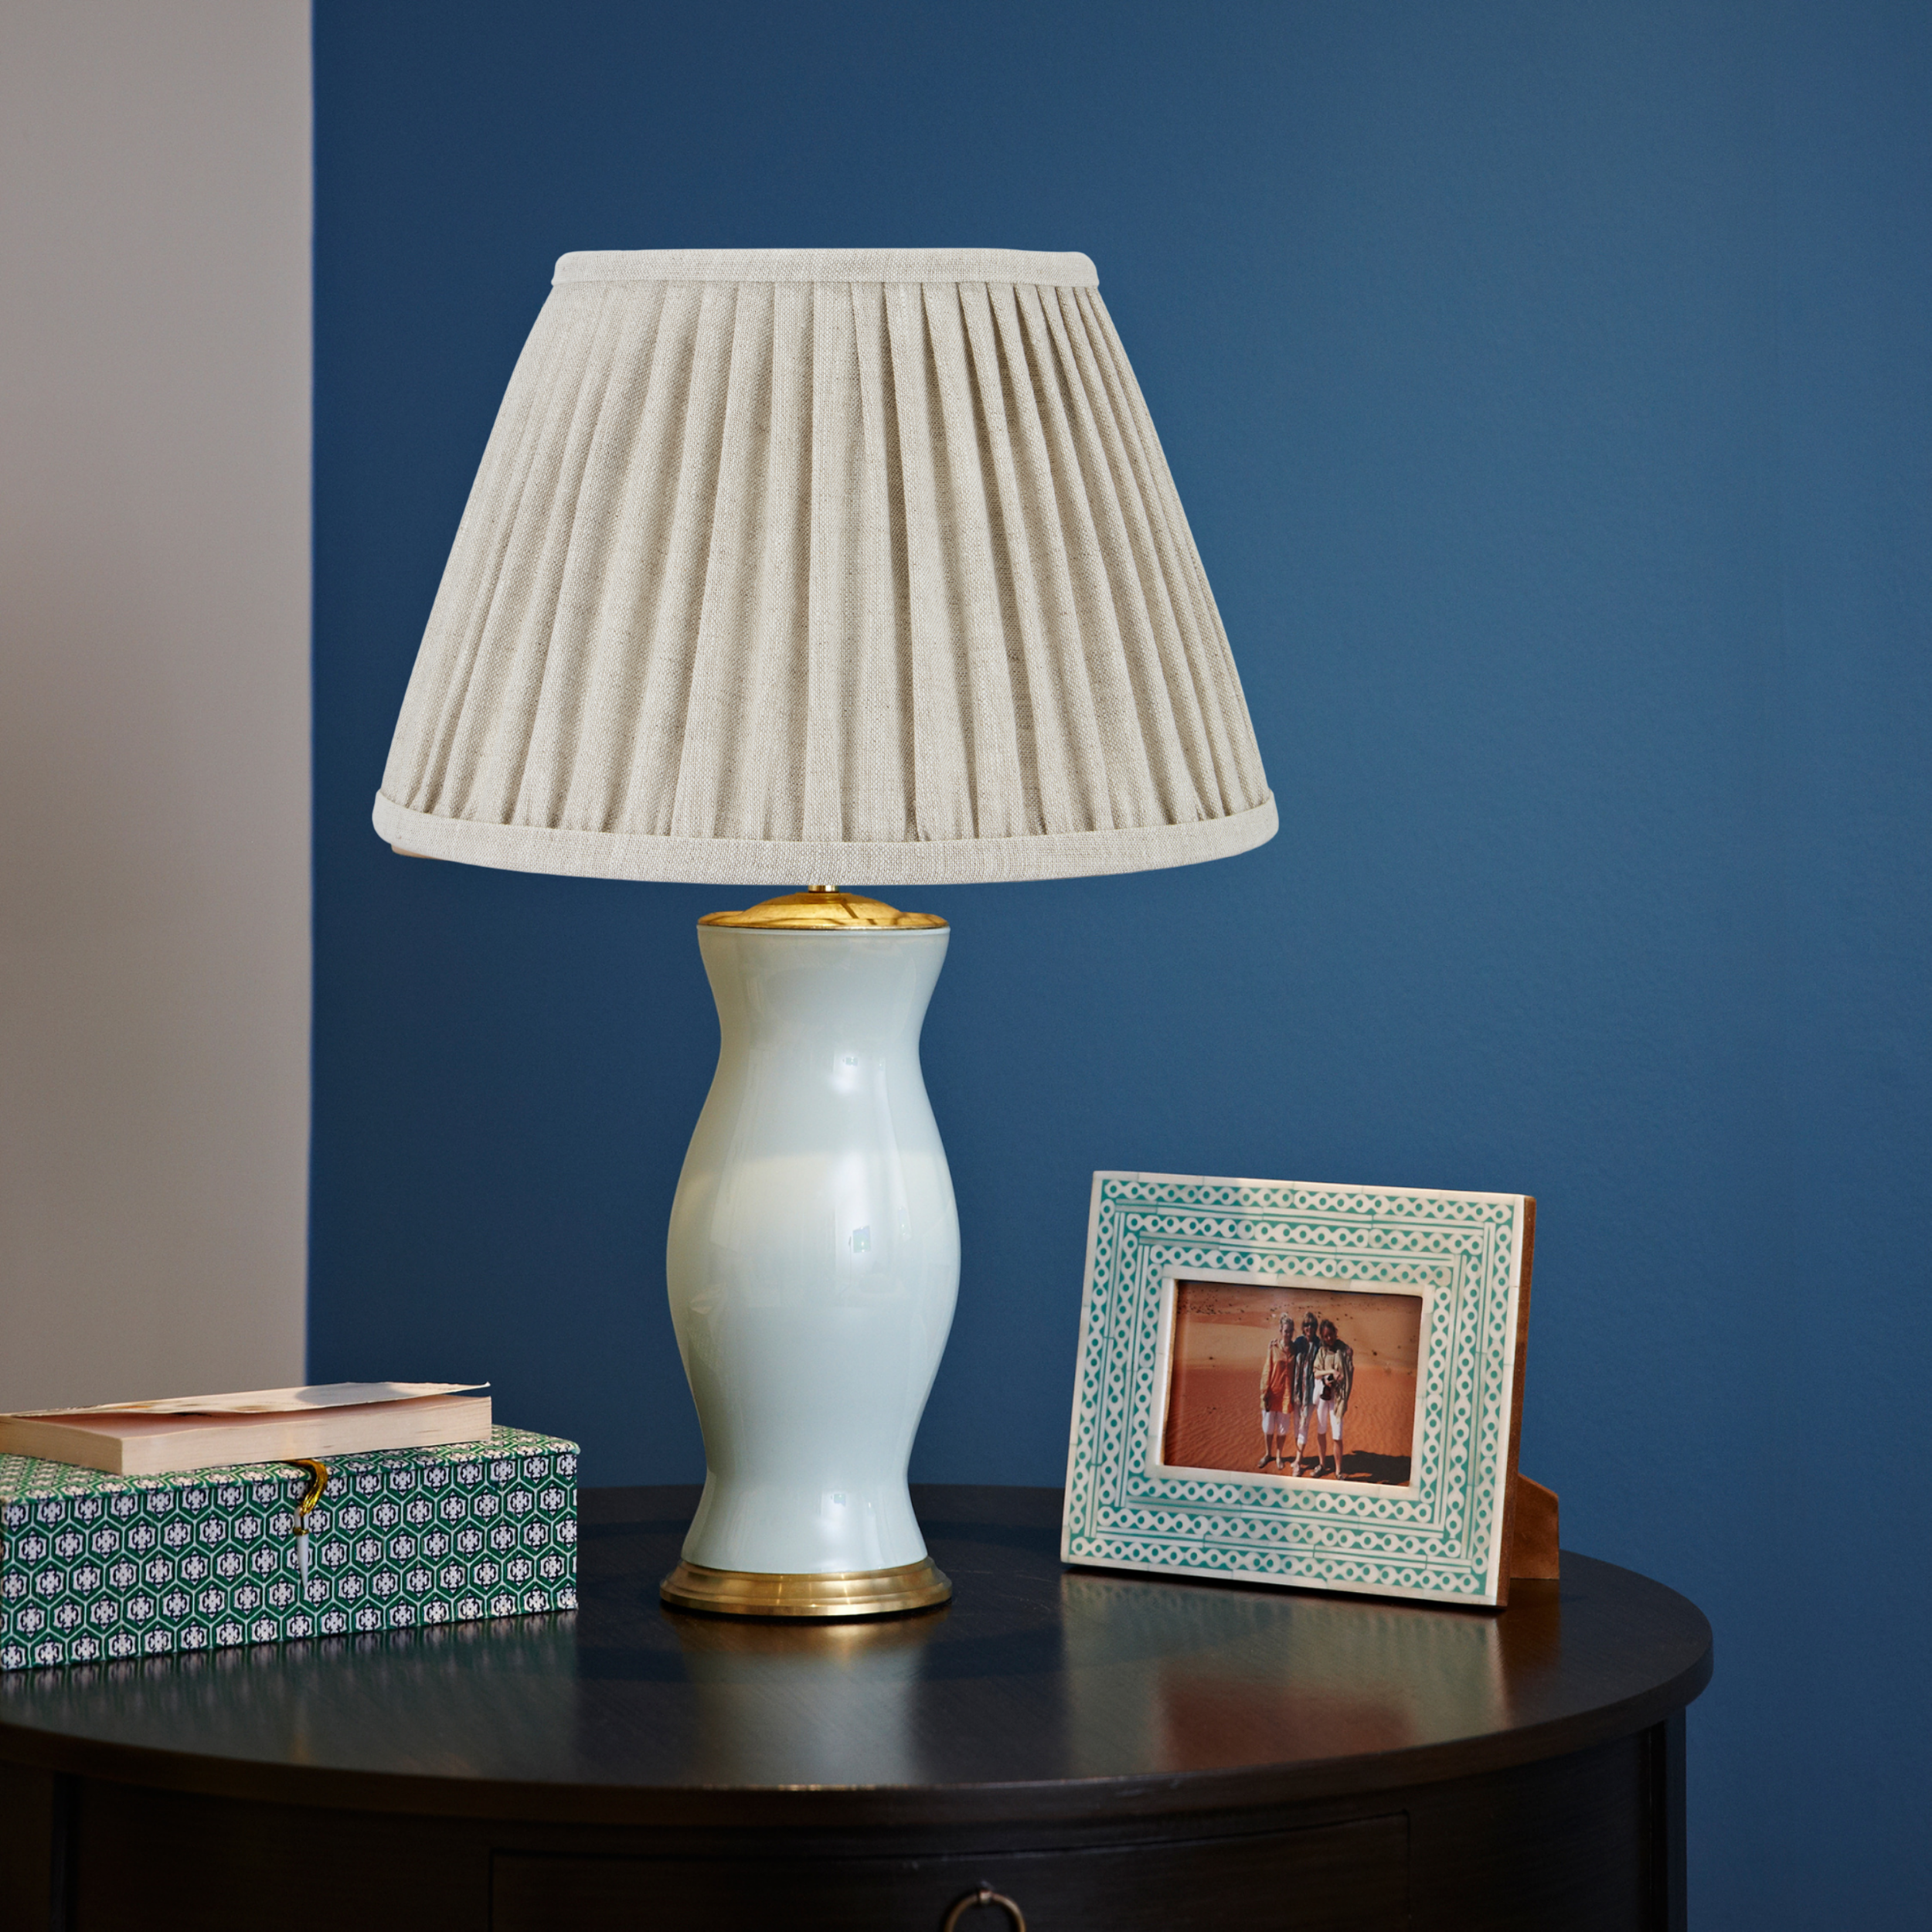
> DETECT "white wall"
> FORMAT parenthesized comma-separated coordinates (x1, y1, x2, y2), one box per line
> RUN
(0, 2, 311, 1406)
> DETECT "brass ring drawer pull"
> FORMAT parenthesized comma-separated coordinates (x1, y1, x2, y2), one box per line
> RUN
(941, 1886, 1027, 1931)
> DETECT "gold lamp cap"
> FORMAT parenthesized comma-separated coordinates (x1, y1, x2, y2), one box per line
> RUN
(698, 891, 946, 931)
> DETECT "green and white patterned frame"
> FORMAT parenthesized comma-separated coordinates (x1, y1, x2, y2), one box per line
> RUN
(1061, 1173, 1531, 1608)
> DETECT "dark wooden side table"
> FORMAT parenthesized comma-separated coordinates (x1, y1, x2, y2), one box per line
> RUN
(0, 1484, 1709, 1931)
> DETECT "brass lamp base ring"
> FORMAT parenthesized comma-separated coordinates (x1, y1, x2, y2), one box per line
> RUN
(660, 1556, 952, 1620)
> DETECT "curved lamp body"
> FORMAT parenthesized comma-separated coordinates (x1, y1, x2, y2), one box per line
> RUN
(665, 925, 957, 1604)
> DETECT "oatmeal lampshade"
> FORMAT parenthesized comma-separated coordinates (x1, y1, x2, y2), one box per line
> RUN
(372, 247, 1274, 886)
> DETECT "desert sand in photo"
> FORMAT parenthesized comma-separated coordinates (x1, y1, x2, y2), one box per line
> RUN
(1161, 1279, 1422, 1485)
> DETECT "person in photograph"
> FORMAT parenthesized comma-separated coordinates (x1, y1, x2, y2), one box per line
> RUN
(1305, 1317, 1355, 1478)
(1257, 1311, 1295, 1468)
(1288, 1309, 1320, 1475)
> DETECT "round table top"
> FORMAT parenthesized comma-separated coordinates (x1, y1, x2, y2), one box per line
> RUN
(0, 1483, 1711, 1831)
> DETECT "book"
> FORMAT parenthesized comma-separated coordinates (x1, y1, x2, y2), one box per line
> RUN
(0, 1383, 492, 1477)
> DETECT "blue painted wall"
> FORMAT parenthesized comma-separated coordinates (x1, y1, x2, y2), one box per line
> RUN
(313, 3, 1929, 1920)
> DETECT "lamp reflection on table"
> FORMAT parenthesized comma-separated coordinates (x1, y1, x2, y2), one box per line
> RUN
(664, 1605, 942, 1787)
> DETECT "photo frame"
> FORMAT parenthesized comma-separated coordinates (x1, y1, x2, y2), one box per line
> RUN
(1061, 1172, 1537, 1608)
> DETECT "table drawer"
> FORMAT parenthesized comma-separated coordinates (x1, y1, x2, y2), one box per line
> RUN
(492, 1813, 1409, 1930)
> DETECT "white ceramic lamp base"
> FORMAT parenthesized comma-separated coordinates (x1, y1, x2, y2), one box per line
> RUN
(662, 900, 957, 1617)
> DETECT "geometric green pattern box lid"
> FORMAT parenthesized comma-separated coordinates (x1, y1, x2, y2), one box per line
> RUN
(0, 1424, 577, 1672)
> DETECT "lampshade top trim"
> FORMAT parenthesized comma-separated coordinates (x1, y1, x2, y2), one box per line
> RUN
(554, 248, 1100, 288)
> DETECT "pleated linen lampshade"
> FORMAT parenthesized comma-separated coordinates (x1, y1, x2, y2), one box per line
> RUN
(372, 247, 1274, 883)
(375, 249, 1274, 1621)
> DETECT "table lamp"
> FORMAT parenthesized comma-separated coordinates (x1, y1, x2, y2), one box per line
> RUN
(374, 248, 1274, 1617)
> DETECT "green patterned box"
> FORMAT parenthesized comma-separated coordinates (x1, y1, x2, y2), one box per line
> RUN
(0, 1424, 577, 1672)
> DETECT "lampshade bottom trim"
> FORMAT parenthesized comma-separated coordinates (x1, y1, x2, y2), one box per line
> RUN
(372, 792, 1277, 886)
(659, 1556, 953, 1619)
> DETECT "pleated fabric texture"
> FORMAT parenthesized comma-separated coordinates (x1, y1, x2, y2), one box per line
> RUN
(375, 247, 1274, 886)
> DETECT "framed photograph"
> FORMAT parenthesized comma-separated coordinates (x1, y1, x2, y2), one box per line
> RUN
(1061, 1172, 1536, 1608)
